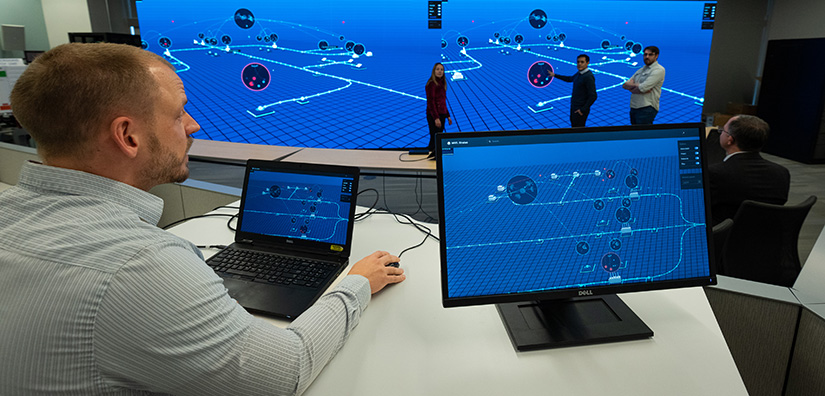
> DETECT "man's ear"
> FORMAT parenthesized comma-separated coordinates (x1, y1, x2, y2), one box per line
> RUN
(109, 116, 140, 159)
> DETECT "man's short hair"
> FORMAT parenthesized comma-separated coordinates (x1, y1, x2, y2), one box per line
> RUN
(727, 115, 771, 151)
(577, 54, 590, 63)
(10, 43, 170, 159)
(644, 46, 660, 56)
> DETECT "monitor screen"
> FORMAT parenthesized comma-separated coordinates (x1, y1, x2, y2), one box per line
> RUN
(23, 51, 45, 64)
(436, 123, 716, 349)
(135, 0, 716, 149)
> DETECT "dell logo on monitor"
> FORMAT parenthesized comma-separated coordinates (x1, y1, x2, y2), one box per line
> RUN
(578, 290, 593, 296)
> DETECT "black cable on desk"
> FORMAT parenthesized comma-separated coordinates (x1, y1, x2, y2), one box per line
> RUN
(398, 152, 432, 162)
(355, 188, 380, 221)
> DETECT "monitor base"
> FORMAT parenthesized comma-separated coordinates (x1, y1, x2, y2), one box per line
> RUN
(497, 294, 653, 351)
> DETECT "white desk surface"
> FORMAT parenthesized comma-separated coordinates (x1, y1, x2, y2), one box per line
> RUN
(169, 205, 747, 396)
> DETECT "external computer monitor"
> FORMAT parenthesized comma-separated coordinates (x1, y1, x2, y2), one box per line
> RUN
(436, 123, 716, 351)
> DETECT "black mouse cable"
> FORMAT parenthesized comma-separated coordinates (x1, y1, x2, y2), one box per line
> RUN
(355, 188, 380, 221)
(393, 211, 439, 258)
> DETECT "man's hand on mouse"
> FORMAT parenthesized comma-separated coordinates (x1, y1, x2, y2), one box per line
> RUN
(348, 251, 405, 294)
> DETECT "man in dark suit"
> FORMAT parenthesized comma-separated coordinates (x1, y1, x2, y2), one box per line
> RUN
(549, 54, 597, 127)
(708, 114, 790, 225)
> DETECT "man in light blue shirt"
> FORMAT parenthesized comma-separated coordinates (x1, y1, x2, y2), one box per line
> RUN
(0, 43, 405, 395)
(622, 46, 666, 124)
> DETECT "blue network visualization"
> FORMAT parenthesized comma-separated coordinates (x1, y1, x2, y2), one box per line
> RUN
(440, 134, 711, 298)
(137, 0, 716, 149)
(240, 170, 354, 244)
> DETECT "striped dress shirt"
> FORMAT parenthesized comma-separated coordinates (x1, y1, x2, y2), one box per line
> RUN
(0, 161, 370, 395)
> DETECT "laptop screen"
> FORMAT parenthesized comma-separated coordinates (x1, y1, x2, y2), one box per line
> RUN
(236, 160, 359, 255)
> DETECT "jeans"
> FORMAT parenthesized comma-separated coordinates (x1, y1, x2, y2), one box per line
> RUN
(630, 106, 658, 125)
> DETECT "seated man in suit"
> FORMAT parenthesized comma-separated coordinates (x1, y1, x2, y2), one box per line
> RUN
(709, 114, 790, 225)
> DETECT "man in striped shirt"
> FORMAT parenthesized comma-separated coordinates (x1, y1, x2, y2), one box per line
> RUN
(0, 43, 405, 395)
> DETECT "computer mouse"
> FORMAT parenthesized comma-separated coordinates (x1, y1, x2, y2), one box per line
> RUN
(386, 262, 400, 268)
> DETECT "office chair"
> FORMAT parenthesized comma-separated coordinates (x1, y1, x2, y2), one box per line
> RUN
(721, 195, 817, 287)
(711, 218, 733, 275)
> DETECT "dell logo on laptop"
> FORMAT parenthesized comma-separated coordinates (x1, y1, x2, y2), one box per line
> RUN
(578, 290, 593, 296)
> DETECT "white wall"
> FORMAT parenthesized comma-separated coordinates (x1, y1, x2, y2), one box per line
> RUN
(40, 0, 91, 48)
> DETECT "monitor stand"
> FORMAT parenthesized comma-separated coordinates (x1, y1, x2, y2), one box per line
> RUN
(496, 294, 653, 351)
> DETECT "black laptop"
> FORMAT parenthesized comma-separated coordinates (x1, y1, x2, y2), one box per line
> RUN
(206, 159, 360, 319)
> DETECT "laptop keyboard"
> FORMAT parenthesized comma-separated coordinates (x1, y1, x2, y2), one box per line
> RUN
(207, 248, 337, 288)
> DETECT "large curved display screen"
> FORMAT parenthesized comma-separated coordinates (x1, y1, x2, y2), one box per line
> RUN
(136, 0, 716, 149)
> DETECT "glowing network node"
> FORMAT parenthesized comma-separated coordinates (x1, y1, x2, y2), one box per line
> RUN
(600, 39, 611, 49)
(506, 175, 538, 205)
(345, 41, 355, 51)
(631, 43, 643, 54)
(234, 8, 255, 29)
(576, 241, 591, 255)
(594, 170, 602, 177)
(441, 39, 448, 49)
(140, 40, 148, 50)
(242, 63, 270, 91)
(514, 34, 524, 44)
(558, 33, 567, 41)
(529, 9, 548, 29)
(601, 252, 622, 272)
(457, 36, 469, 47)
(270, 33, 278, 42)
(494, 32, 500, 38)
(616, 207, 632, 223)
(593, 199, 605, 211)
(159, 37, 172, 49)
(625, 41, 634, 51)
(318, 40, 329, 50)
(198, 33, 205, 39)
(365, 51, 373, 57)
(606, 169, 616, 179)
(610, 238, 622, 251)
(488, 194, 497, 202)
(451, 71, 465, 81)
(622, 198, 632, 207)
(497, 185, 505, 192)
(268, 185, 281, 198)
(527, 61, 554, 88)
(221, 35, 232, 45)
(353, 43, 366, 55)
(551, 173, 558, 179)
(572, 171, 580, 178)
(625, 175, 639, 188)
